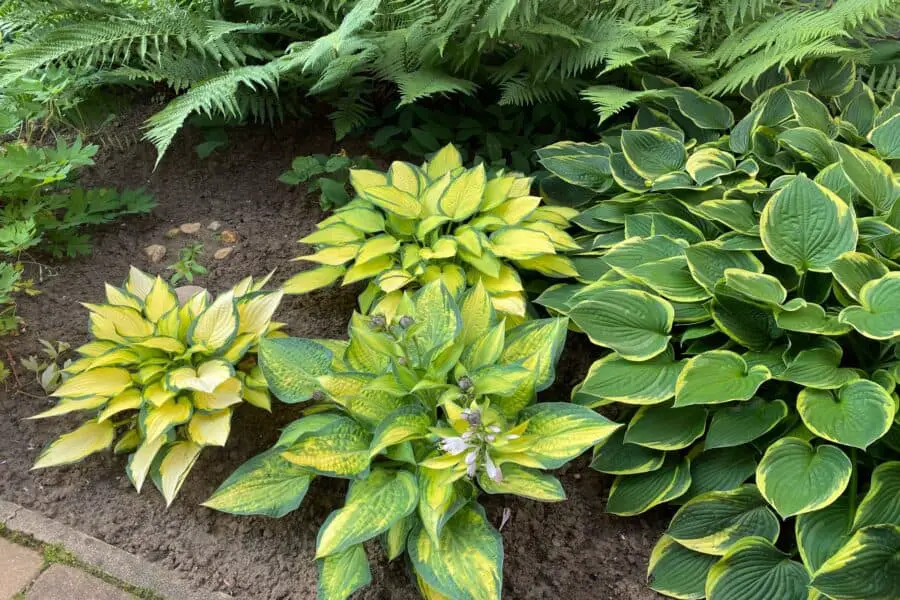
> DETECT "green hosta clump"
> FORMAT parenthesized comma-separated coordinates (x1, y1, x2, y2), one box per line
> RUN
(32, 267, 284, 505)
(538, 64, 900, 600)
(283, 143, 579, 321)
(205, 281, 618, 599)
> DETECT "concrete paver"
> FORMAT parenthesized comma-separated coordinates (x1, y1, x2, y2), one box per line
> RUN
(0, 537, 43, 600)
(26, 564, 134, 600)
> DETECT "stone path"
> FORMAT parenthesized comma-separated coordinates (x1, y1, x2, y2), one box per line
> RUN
(0, 500, 231, 600)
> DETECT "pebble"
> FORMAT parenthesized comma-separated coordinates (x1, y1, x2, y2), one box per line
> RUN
(143, 244, 167, 263)
(214, 246, 234, 260)
(180, 222, 202, 234)
(207, 221, 221, 231)
(220, 229, 239, 243)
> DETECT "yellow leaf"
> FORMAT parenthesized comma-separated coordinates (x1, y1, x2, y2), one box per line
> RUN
(86, 347, 141, 369)
(454, 227, 482, 256)
(144, 276, 178, 322)
(157, 441, 202, 505)
(416, 215, 451, 238)
(488, 196, 541, 224)
(525, 221, 580, 250)
(104, 284, 142, 311)
(83, 304, 154, 338)
(429, 237, 457, 259)
(491, 291, 527, 317)
(33, 419, 115, 469)
(124, 266, 154, 300)
(364, 185, 421, 219)
(237, 291, 283, 337)
(297, 244, 360, 266)
(76, 340, 118, 358)
(29, 396, 107, 419)
(527, 206, 577, 227)
(343, 254, 393, 285)
(190, 291, 238, 351)
(127, 434, 168, 491)
(134, 336, 186, 354)
(222, 333, 256, 363)
(517, 254, 579, 278)
(193, 377, 243, 410)
(459, 248, 502, 278)
(422, 173, 453, 216)
(509, 176, 533, 197)
(478, 263, 524, 293)
(300, 223, 364, 245)
(167, 360, 233, 393)
(441, 264, 466, 297)
(440, 164, 486, 221)
(282, 265, 345, 294)
(98, 388, 143, 422)
(356, 235, 400, 265)
(321, 206, 385, 233)
(188, 409, 232, 446)
(53, 367, 132, 398)
(426, 144, 463, 179)
(114, 428, 141, 454)
(371, 291, 404, 323)
(143, 396, 192, 441)
(135, 363, 166, 386)
(349, 169, 388, 197)
(482, 175, 515, 211)
(490, 227, 555, 259)
(388, 161, 423, 196)
(241, 385, 271, 410)
(376, 269, 414, 293)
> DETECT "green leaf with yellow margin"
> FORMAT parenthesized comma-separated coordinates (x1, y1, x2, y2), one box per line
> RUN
(798, 380, 895, 449)
(706, 537, 809, 600)
(606, 456, 691, 516)
(281, 416, 372, 478)
(369, 405, 432, 457)
(811, 524, 900, 600)
(317, 544, 372, 600)
(838, 273, 900, 339)
(829, 251, 888, 302)
(409, 503, 503, 600)
(518, 402, 621, 469)
(576, 347, 685, 406)
(316, 468, 418, 558)
(675, 350, 771, 407)
(569, 290, 673, 361)
(625, 404, 707, 451)
(478, 464, 566, 502)
(621, 129, 687, 179)
(835, 143, 898, 213)
(591, 428, 665, 475)
(32, 419, 115, 469)
(258, 337, 332, 404)
(852, 461, 900, 530)
(796, 496, 852, 574)
(648, 535, 718, 600)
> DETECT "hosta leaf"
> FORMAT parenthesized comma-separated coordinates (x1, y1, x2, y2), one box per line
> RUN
(281, 417, 372, 478)
(363, 185, 421, 218)
(667, 486, 780, 555)
(811, 525, 900, 600)
(796, 496, 852, 574)
(706, 398, 788, 449)
(30, 396, 107, 420)
(760, 175, 858, 273)
(838, 273, 900, 339)
(282, 265, 345, 294)
(757, 438, 851, 518)
(126, 434, 168, 492)
(203, 448, 312, 518)
(536, 142, 613, 190)
(607, 456, 690, 516)
(316, 468, 418, 558)
(478, 464, 565, 502)
(52, 367, 131, 398)
(418, 467, 473, 543)
(706, 537, 809, 600)
(777, 127, 838, 168)
(687, 447, 757, 498)
(625, 404, 707, 451)
(317, 544, 371, 600)
(798, 381, 895, 449)
(868, 112, 900, 159)
(648, 536, 718, 600)
(439, 164, 486, 221)
(591, 428, 665, 475)
(685, 243, 763, 292)
(710, 295, 782, 350)
(33, 419, 115, 469)
(787, 90, 837, 137)
(604, 235, 686, 271)
(621, 129, 687, 179)
(153, 441, 202, 506)
(369, 405, 432, 457)
(686, 147, 736, 185)
(577, 348, 685, 406)
(189, 290, 238, 352)
(427, 143, 463, 179)
(409, 503, 502, 600)
(853, 462, 900, 530)
(691, 199, 758, 234)
(141, 397, 192, 441)
(777, 341, 858, 389)
(675, 351, 771, 407)
(569, 290, 673, 361)
(626, 256, 710, 303)
(259, 337, 332, 404)
(835, 144, 898, 213)
(721, 268, 787, 306)
(829, 251, 888, 302)
(519, 402, 621, 468)
(187, 409, 231, 447)
(776, 299, 852, 336)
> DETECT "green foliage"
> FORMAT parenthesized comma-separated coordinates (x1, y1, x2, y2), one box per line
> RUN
(538, 62, 900, 599)
(31, 267, 284, 506)
(278, 152, 375, 210)
(167, 243, 207, 284)
(282, 143, 578, 321)
(20, 339, 72, 394)
(204, 281, 617, 599)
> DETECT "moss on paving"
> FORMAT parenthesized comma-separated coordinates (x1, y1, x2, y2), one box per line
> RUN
(0, 524, 164, 599)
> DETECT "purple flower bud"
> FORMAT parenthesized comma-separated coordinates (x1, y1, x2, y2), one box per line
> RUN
(370, 314, 386, 329)
(463, 408, 481, 426)
(399, 315, 414, 328)
(311, 390, 325, 402)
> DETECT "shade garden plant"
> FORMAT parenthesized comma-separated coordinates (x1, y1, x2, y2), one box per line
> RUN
(536, 62, 900, 600)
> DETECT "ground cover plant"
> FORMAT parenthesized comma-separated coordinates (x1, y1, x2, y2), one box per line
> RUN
(31, 267, 284, 505)
(284, 143, 579, 320)
(204, 280, 619, 598)
(537, 60, 900, 599)
(278, 152, 376, 211)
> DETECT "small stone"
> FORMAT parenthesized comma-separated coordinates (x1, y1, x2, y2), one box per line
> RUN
(143, 244, 167, 263)
(180, 222, 202, 234)
(207, 221, 221, 231)
(220, 229, 238, 243)
(214, 246, 234, 260)
(175, 285, 208, 305)
(164, 227, 181, 238)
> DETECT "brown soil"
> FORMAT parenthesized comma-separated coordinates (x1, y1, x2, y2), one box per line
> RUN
(0, 115, 664, 600)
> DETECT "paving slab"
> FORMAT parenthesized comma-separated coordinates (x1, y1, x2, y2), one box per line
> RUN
(0, 537, 43, 599)
(26, 564, 134, 600)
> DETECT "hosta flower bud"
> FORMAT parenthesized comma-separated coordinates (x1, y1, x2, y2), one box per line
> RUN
(311, 390, 325, 402)
(457, 376, 474, 392)
(370, 314, 387, 329)
(462, 407, 481, 426)
(440, 437, 470, 455)
(398, 315, 414, 328)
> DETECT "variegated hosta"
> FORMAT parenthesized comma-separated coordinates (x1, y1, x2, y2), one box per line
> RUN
(282, 143, 579, 321)
(31, 267, 284, 505)
(204, 281, 619, 600)
(538, 64, 900, 600)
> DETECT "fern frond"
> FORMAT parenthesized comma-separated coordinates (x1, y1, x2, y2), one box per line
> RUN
(395, 70, 478, 105)
(329, 91, 373, 139)
(580, 85, 670, 124)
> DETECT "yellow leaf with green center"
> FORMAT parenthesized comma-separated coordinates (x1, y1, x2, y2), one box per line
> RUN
(83, 304, 154, 338)
(282, 265, 346, 294)
(142, 396, 192, 441)
(188, 409, 232, 446)
(52, 367, 132, 398)
(490, 227, 555, 259)
(29, 396, 107, 419)
(315, 468, 418, 558)
(97, 388, 143, 422)
(33, 419, 115, 469)
(144, 276, 178, 322)
(154, 441, 202, 506)
(189, 291, 238, 352)
(126, 433, 168, 491)
(167, 359, 233, 393)
(193, 377, 243, 410)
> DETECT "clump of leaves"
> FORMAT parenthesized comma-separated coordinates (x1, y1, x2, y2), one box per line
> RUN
(0, 262, 30, 335)
(167, 243, 207, 284)
(205, 281, 618, 599)
(538, 62, 900, 600)
(21, 339, 72, 394)
(283, 143, 579, 321)
(31, 267, 284, 505)
(278, 152, 376, 211)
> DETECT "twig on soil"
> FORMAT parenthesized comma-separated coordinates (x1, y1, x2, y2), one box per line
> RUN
(6, 348, 22, 388)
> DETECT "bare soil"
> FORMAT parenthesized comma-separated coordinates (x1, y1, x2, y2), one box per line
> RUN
(0, 115, 664, 600)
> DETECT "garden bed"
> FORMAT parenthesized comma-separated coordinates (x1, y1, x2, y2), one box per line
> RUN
(0, 115, 663, 600)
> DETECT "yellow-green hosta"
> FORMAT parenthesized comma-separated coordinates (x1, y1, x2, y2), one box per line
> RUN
(204, 281, 619, 599)
(31, 267, 284, 505)
(283, 143, 578, 320)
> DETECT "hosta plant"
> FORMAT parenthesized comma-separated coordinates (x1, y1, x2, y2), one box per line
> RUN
(31, 267, 284, 505)
(537, 66, 900, 600)
(283, 143, 579, 320)
(205, 281, 619, 599)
